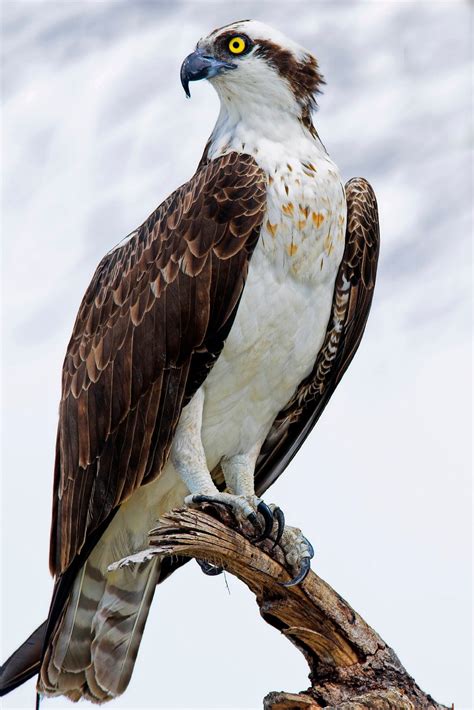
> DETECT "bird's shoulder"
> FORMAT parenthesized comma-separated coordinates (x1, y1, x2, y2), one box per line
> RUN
(63, 151, 267, 397)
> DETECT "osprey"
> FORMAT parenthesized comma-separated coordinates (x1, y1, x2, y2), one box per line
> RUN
(1, 20, 379, 704)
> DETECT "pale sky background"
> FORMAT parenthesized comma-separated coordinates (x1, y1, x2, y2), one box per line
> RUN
(1, 1, 472, 709)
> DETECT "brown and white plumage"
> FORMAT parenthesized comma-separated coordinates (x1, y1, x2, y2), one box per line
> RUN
(42, 152, 267, 701)
(0, 20, 379, 704)
(51, 151, 266, 577)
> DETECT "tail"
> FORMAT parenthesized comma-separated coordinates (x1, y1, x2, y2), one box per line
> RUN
(38, 554, 161, 703)
(91, 560, 160, 699)
(3, 465, 186, 703)
(1, 556, 162, 704)
(37, 467, 184, 703)
(0, 622, 47, 696)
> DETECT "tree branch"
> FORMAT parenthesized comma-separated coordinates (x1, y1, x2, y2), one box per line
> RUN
(147, 507, 449, 709)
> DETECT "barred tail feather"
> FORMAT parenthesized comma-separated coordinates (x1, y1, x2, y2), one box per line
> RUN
(90, 559, 160, 699)
(38, 465, 185, 702)
(52, 562, 106, 678)
(39, 557, 107, 699)
(39, 558, 161, 703)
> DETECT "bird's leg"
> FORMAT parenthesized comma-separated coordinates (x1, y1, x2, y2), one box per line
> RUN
(219, 444, 275, 541)
(171, 389, 226, 576)
(170, 389, 218, 499)
(222, 451, 314, 584)
(171, 392, 313, 585)
(171, 394, 268, 534)
(182, 440, 274, 540)
(221, 449, 314, 585)
(170, 393, 269, 571)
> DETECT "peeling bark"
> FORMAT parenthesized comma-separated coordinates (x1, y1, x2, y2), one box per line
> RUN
(147, 507, 450, 709)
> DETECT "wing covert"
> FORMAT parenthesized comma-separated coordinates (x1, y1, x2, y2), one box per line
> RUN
(50, 152, 266, 576)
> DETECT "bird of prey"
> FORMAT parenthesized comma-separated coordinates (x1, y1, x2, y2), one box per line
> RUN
(1, 19, 379, 704)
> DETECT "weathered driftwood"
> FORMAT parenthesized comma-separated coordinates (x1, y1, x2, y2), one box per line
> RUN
(148, 507, 450, 710)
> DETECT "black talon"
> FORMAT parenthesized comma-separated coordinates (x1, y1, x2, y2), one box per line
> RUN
(252, 501, 274, 542)
(247, 511, 259, 529)
(196, 558, 224, 576)
(192, 494, 234, 512)
(281, 556, 312, 588)
(272, 506, 285, 548)
(304, 535, 315, 560)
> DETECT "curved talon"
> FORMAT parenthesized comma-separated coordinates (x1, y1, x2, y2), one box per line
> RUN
(281, 556, 312, 588)
(253, 501, 274, 542)
(247, 511, 259, 529)
(192, 494, 234, 512)
(196, 559, 224, 576)
(304, 535, 315, 560)
(271, 506, 285, 548)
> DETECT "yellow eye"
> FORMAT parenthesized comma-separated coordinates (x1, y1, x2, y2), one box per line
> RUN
(228, 36, 246, 54)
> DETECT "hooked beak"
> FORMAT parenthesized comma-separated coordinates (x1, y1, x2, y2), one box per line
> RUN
(180, 49, 236, 98)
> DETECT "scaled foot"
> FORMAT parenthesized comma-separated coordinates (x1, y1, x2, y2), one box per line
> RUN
(185, 492, 275, 540)
(264, 504, 314, 586)
(277, 523, 314, 587)
(187, 494, 314, 586)
(186, 491, 275, 577)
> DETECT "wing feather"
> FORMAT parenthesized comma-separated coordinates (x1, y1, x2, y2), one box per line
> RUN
(50, 152, 266, 577)
(0, 173, 378, 698)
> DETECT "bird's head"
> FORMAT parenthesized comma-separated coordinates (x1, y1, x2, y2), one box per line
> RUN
(181, 20, 324, 135)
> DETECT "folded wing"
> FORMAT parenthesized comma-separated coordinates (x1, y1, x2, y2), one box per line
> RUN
(51, 152, 266, 578)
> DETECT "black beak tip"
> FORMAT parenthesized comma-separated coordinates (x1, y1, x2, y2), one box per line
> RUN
(180, 50, 237, 99)
(180, 63, 191, 98)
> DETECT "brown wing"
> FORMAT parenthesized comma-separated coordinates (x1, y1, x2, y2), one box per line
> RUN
(254, 177, 380, 495)
(50, 151, 266, 577)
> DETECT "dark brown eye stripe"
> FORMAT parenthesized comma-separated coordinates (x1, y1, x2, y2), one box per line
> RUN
(254, 38, 325, 107)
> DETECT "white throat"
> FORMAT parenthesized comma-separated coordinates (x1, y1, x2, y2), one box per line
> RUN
(204, 78, 346, 285)
(208, 58, 326, 171)
(208, 91, 327, 172)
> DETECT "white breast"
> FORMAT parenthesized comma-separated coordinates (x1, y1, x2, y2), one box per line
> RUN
(200, 147, 346, 470)
(108, 138, 347, 562)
